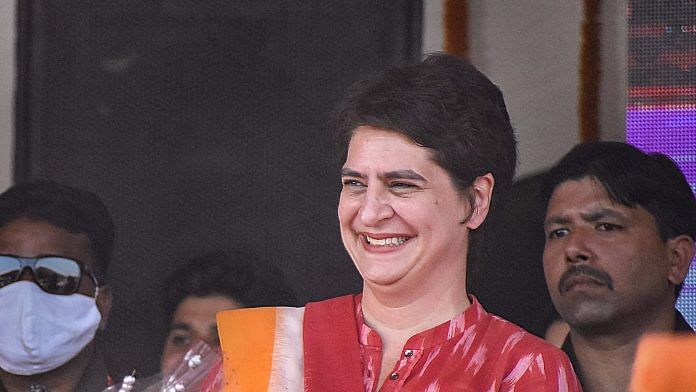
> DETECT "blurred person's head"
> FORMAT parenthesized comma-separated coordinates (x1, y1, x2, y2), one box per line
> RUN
(0, 180, 114, 389)
(542, 141, 695, 335)
(160, 251, 295, 374)
(333, 53, 517, 291)
(542, 305, 569, 348)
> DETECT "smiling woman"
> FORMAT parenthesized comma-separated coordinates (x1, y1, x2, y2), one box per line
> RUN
(215, 53, 582, 391)
(338, 127, 477, 293)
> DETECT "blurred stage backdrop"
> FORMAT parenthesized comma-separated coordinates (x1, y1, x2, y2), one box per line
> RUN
(15, 1, 422, 376)
(626, 0, 696, 327)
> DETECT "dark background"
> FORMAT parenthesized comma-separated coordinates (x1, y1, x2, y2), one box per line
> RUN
(15, 0, 423, 376)
(14, 0, 553, 378)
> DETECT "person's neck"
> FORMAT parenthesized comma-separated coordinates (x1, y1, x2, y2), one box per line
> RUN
(0, 343, 93, 392)
(361, 268, 470, 335)
(361, 268, 470, 390)
(570, 306, 677, 392)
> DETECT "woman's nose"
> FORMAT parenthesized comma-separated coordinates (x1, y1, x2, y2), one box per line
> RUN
(358, 188, 394, 226)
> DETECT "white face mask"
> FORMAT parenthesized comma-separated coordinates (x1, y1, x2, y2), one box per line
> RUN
(0, 281, 102, 376)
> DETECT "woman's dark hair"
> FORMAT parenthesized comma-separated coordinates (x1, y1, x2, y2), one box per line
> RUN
(333, 53, 517, 266)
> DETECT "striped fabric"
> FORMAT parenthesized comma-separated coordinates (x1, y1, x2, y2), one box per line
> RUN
(217, 306, 305, 392)
(217, 295, 581, 391)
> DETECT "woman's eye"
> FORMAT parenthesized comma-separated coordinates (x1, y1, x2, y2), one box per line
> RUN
(342, 179, 365, 187)
(389, 181, 422, 193)
(547, 228, 569, 239)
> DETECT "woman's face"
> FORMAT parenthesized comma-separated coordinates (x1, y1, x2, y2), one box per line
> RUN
(160, 295, 241, 374)
(338, 126, 485, 293)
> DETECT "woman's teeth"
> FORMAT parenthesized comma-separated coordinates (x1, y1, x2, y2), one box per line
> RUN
(365, 235, 409, 246)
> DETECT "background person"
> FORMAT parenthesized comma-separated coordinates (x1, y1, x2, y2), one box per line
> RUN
(0, 180, 115, 392)
(543, 306, 570, 348)
(542, 141, 696, 392)
(160, 251, 296, 375)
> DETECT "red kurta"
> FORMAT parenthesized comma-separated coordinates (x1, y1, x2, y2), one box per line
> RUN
(355, 295, 581, 391)
(219, 295, 582, 391)
(303, 294, 581, 391)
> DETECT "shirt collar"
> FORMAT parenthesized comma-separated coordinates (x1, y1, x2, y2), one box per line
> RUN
(354, 294, 487, 350)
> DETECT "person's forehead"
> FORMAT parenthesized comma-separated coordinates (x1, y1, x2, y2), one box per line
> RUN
(546, 179, 616, 219)
(348, 126, 417, 147)
(345, 127, 436, 166)
(0, 217, 94, 265)
(547, 178, 657, 225)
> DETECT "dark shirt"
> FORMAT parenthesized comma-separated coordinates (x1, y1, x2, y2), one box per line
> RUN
(0, 350, 111, 392)
(561, 311, 694, 389)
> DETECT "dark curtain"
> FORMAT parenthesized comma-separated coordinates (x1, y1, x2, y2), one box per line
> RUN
(15, 0, 422, 376)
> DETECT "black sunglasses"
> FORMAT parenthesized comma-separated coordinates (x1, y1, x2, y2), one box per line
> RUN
(0, 254, 98, 295)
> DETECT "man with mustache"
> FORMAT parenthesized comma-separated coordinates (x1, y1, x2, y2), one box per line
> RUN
(542, 141, 696, 392)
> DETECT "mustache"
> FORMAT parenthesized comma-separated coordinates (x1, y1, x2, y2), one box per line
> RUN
(558, 265, 613, 292)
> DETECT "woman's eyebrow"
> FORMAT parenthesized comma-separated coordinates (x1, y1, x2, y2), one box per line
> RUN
(340, 168, 363, 178)
(340, 167, 425, 181)
(381, 169, 425, 181)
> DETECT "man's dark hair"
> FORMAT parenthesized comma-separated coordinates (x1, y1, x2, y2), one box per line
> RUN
(542, 141, 696, 242)
(542, 142, 696, 297)
(332, 53, 517, 265)
(162, 251, 297, 323)
(0, 179, 115, 282)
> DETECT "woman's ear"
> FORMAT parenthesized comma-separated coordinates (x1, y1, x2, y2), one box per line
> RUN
(464, 173, 495, 230)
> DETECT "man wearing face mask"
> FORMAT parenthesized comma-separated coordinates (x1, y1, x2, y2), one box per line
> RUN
(0, 180, 115, 392)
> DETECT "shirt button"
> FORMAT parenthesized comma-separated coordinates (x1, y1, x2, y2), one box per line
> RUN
(390, 372, 399, 380)
(404, 349, 414, 358)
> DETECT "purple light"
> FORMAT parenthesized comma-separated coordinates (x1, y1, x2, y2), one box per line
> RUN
(627, 105, 696, 327)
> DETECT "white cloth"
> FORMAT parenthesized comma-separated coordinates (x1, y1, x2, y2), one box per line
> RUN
(0, 281, 101, 375)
